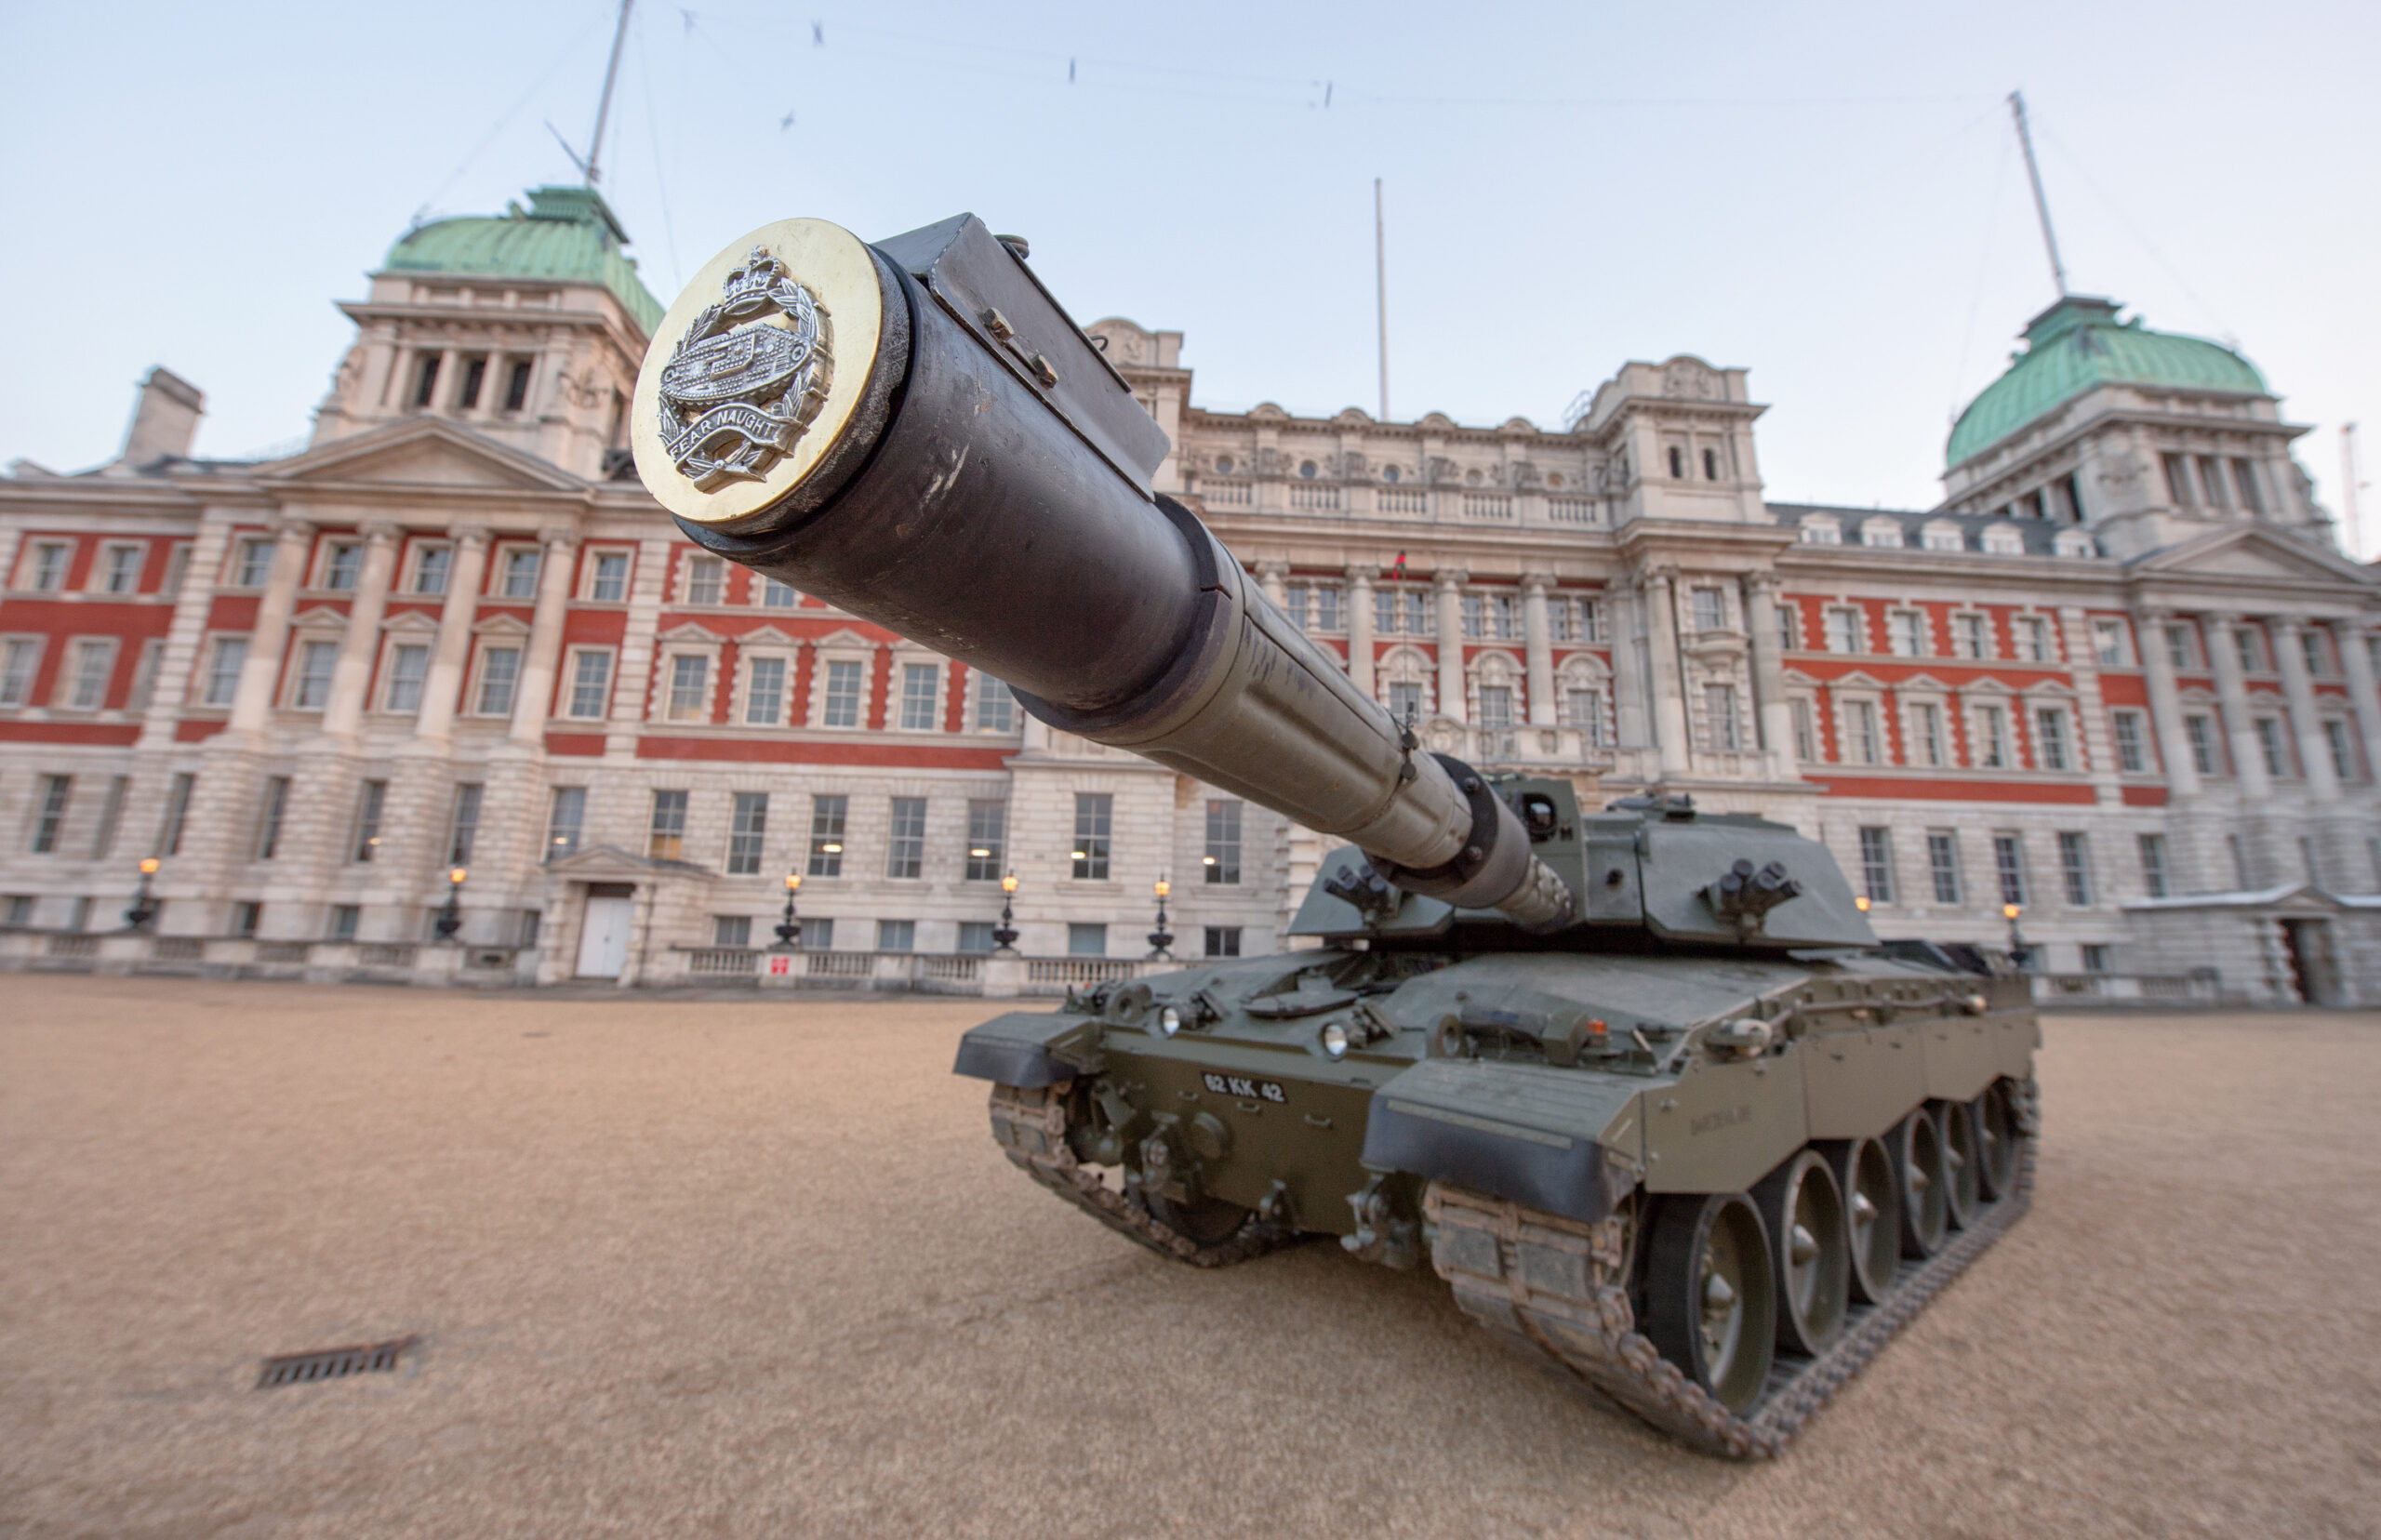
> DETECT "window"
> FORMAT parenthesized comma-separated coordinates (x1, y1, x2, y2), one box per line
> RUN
(1922, 525, 1964, 552)
(1564, 688, 1606, 746)
(666, 656, 710, 721)
(1825, 607, 1863, 654)
(822, 660, 864, 727)
(1703, 446, 1720, 481)
(1375, 590, 1400, 634)
(88, 776, 127, 860)
(2164, 624, 2198, 670)
(2162, 452, 2195, 506)
(411, 352, 442, 407)
(292, 641, 338, 710)
(100, 544, 142, 594)
(1388, 680, 1425, 724)
(1789, 697, 1816, 762)
(154, 773, 193, 857)
(1992, 834, 2027, 907)
(1976, 705, 2009, 769)
(1888, 612, 1925, 657)
(2035, 709, 2070, 772)
(2300, 630, 2330, 677)
(1909, 702, 1944, 767)
(1403, 591, 1429, 634)
(886, 797, 925, 879)
(965, 801, 1005, 881)
(412, 546, 451, 596)
(2324, 720, 2357, 781)
(1490, 593, 1518, 640)
(2108, 710, 2147, 774)
(1704, 684, 1740, 751)
(1071, 793, 1111, 880)
(1478, 684, 1514, 737)
(2227, 834, 2250, 889)
(322, 543, 361, 592)
(1204, 800, 1243, 884)
(588, 551, 629, 602)
(898, 663, 938, 730)
(2138, 833, 2170, 898)
(2016, 617, 2052, 662)
(648, 790, 687, 861)
(807, 795, 846, 877)
(1775, 604, 1800, 653)
(1799, 521, 1842, 546)
(127, 641, 162, 712)
(1, 639, 41, 706)
(1204, 926, 1243, 958)
(232, 901, 262, 939)
(28, 542, 70, 591)
(2196, 456, 2228, 509)
(234, 538, 274, 588)
(1844, 700, 1880, 764)
(2057, 832, 2094, 906)
(500, 549, 540, 598)
(1314, 585, 1343, 632)
(1691, 588, 1725, 631)
(744, 657, 785, 725)
(1862, 522, 1904, 550)
(504, 358, 533, 411)
(761, 578, 800, 608)
(65, 640, 113, 710)
(975, 675, 1017, 732)
(685, 556, 725, 604)
(877, 920, 916, 952)
(2255, 718, 2289, 778)
(1067, 923, 1108, 957)
(566, 651, 612, 718)
(254, 777, 290, 859)
(328, 904, 360, 941)
(1284, 584, 1310, 630)
(475, 647, 520, 716)
(713, 916, 752, 949)
(1927, 831, 1962, 904)
(1954, 614, 1989, 659)
(1668, 445, 1685, 479)
(726, 791, 768, 874)
(545, 786, 585, 861)
(384, 644, 429, 712)
(448, 783, 483, 865)
(2230, 458, 2263, 512)
(28, 775, 70, 853)
(2185, 714, 2220, 776)
(2235, 626, 2266, 673)
(1461, 594, 1484, 639)
(1854, 827, 1895, 903)
(2092, 618, 2131, 667)
(2082, 944, 2112, 974)
(958, 921, 998, 953)
(351, 779, 387, 863)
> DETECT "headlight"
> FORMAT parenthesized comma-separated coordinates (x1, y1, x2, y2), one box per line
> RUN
(1321, 1020, 1350, 1059)
(1158, 1005, 1181, 1037)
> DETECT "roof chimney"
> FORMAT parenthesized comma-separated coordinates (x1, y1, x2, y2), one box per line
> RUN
(120, 367, 205, 467)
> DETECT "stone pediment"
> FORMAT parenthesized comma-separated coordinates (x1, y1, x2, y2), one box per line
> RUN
(2131, 524, 2377, 591)
(382, 609, 441, 636)
(734, 624, 798, 649)
(543, 843, 714, 883)
(2126, 882, 2381, 914)
(260, 419, 585, 494)
(471, 613, 531, 636)
(657, 621, 725, 644)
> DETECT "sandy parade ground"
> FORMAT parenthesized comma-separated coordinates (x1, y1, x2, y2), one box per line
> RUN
(3, 976, 2378, 1539)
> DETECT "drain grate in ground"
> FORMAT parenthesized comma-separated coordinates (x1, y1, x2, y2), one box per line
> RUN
(257, 1334, 417, 1389)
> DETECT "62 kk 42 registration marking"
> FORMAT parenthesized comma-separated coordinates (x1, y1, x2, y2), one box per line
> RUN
(1203, 1072, 1287, 1104)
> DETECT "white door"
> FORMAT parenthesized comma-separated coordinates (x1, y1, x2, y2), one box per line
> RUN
(575, 896, 634, 977)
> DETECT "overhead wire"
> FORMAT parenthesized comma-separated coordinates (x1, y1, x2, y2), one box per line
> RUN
(415, 6, 615, 222)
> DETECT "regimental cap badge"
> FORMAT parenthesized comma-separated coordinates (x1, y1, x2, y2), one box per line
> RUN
(654, 246, 834, 492)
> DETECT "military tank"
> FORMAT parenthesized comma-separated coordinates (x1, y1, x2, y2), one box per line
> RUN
(632, 212, 2042, 1459)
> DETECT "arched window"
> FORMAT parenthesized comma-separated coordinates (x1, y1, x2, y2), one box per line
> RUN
(1383, 464, 1401, 484)
(1298, 460, 1317, 480)
(1215, 454, 1233, 473)
(1668, 446, 1685, 479)
(1703, 447, 1720, 481)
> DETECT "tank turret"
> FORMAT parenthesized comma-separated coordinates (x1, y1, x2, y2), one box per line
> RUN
(632, 214, 2042, 1459)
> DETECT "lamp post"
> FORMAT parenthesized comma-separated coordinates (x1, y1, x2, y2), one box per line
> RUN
(775, 872, 803, 949)
(1854, 895, 1871, 915)
(1147, 875, 1175, 962)
(434, 867, 467, 941)
(2002, 902, 2031, 970)
(124, 857, 161, 933)
(992, 872, 1019, 953)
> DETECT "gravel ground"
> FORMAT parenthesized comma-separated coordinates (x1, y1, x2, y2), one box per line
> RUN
(3, 977, 2377, 1539)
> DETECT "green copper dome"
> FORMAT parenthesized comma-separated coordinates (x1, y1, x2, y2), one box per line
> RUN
(1947, 296, 2267, 469)
(384, 185, 665, 338)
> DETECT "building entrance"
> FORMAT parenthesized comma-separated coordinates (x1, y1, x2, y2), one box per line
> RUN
(575, 883, 636, 978)
(2279, 917, 2338, 1005)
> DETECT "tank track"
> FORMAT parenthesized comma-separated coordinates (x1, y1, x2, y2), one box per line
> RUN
(1425, 1135, 2035, 1458)
(987, 1082, 1294, 1268)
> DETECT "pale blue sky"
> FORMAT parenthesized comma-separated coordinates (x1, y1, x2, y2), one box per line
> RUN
(3, 1, 2374, 547)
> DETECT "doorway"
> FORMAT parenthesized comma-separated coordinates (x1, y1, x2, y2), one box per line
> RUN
(575, 883, 636, 978)
(2279, 917, 2338, 1005)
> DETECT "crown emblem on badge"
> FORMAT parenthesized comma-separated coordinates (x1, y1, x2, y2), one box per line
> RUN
(655, 247, 833, 492)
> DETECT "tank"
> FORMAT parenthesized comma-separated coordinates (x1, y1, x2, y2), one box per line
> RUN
(632, 213, 2042, 1459)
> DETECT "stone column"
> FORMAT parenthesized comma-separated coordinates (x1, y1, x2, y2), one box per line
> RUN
(1434, 568, 1468, 724)
(1256, 561, 1288, 610)
(414, 526, 489, 741)
(2206, 613, 2271, 800)
(2335, 617, 2381, 790)
(321, 523, 399, 738)
(1521, 572, 1557, 726)
(1640, 565, 1691, 776)
(1608, 585, 1648, 749)
(1345, 565, 1376, 697)
(2133, 606, 2201, 801)
(510, 527, 579, 744)
(2273, 617, 2339, 803)
(227, 518, 313, 736)
(1741, 569, 1795, 774)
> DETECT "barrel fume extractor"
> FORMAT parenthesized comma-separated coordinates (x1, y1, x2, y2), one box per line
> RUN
(630, 214, 1574, 933)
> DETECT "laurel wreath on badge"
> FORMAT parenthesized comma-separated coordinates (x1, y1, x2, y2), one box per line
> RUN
(655, 247, 834, 491)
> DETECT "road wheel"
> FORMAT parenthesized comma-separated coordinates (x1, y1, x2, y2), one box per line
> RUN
(1890, 1108, 1949, 1258)
(1752, 1149, 1849, 1357)
(1821, 1135, 1901, 1304)
(1973, 1082, 2018, 1201)
(1937, 1098, 1982, 1228)
(1139, 1190, 1255, 1247)
(1642, 1191, 1776, 1414)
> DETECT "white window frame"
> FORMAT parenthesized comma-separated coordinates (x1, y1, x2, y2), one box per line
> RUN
(198, 634, 246, 708)
(95, 542, 145, 595)
(494, 544, 543, 600)
(562, 645, 618, 721)
(581, 547, 634, 604)
(1837, 694, 1883, 765)
(969, 670, 1018, 734)
(2015, 615, 2054, 663)
(2090, 617, 2133, 668)
(1902, 696, 1948, 768)
(23, 540, 73, 592)
(57, 636, 117, 711)
(1951, 612, 1991, 660)
(466, 631, 527, 718)
(1886, 609, 1928, 657)
(1824, 605, 1866, 655)
(379, 636, 434, 714)
(315, 539, 363, 593)
(733, 633, 798, 727)
(0, 635, 47, 708)
(891, 654, 946, 733)
(407, 541, 454, 596)
(1971, 700, 2012, 770)
(681, 552, 727, 606)
(286, 635, 341, 711)
(810, 643, 876, 730)
(228, 537, 275, 590)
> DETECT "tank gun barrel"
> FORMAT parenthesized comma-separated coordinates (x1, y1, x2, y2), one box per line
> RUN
(632, 214, 1572, 931)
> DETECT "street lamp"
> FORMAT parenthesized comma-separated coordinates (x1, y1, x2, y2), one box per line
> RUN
(1854, 895, 1871, 913)
(775, 872, 803, 950)
(124, 857, 161, 933)
(1148, 875, 1175, 962)
(434, 867, 467, 941)
(2002, 902, 2031, 970)
(992, 872, 1019, 953)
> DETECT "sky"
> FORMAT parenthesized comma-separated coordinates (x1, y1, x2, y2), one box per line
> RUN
(3, 0, 2375, 551)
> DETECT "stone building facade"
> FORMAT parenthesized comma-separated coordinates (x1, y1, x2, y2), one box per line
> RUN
(3, 189, 2375, 1001)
